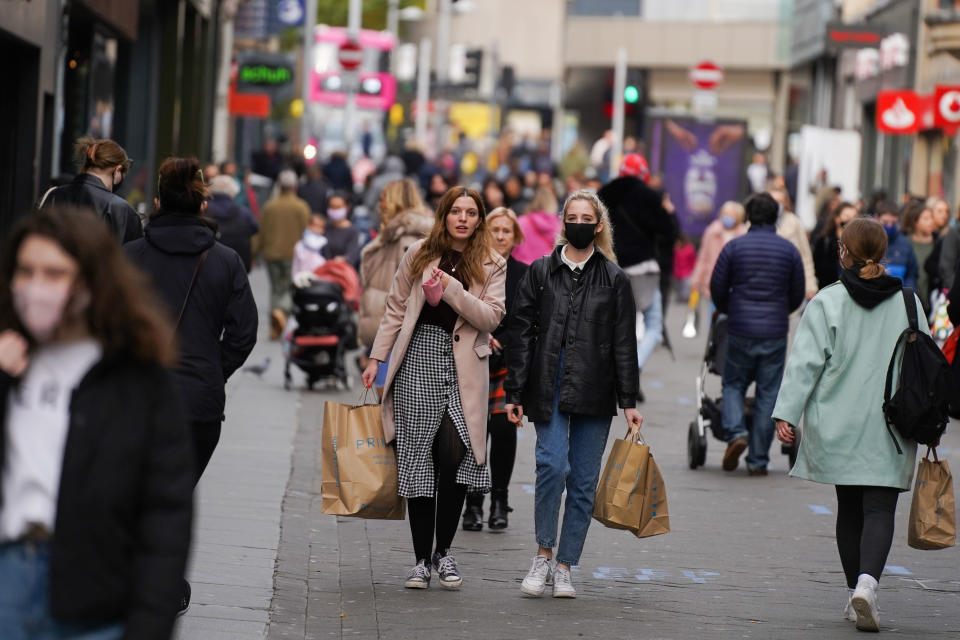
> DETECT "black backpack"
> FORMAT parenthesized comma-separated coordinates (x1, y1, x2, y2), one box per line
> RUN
(883, 289, 952, 452)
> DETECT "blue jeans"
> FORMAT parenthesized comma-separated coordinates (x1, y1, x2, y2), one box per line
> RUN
(637, 288, 663, 370)
(534, 351, 612, 566)
(720, 334, 787, 471)
(0, 541, 125, 639)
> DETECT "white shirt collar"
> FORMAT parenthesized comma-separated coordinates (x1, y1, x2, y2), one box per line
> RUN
(560, 244, 594, 272)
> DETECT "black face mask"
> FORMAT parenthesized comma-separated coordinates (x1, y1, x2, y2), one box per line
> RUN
(565, 221, 598, 250)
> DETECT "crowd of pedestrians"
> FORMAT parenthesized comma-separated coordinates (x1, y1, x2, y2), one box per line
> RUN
(0, 130, 955, 636)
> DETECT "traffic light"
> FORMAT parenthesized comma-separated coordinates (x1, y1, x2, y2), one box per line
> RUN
(463, 48, 483, 89)
(624, 84, 640, 104)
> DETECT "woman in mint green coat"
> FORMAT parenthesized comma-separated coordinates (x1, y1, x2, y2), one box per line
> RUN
(772, 217, 926, 633)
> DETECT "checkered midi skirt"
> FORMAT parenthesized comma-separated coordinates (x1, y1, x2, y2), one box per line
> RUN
(393, 323, 490, 498)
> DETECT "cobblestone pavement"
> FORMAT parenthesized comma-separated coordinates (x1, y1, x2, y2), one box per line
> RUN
(176, 270, 960, 639)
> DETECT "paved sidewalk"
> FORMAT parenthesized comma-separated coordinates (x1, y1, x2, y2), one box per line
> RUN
(174, 266, 300, 640)
(174, 268, 960, 639)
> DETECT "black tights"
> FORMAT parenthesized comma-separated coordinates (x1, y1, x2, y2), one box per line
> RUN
(408, 414, 468, 563)
(488, 413, 517, 492)
(835, 485, 900, 588)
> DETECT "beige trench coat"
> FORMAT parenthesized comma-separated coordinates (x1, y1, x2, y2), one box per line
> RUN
(369, 239, 506, 465)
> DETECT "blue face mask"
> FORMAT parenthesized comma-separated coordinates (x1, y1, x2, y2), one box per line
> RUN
(883, 224, 898, 241)
(721, 215, 736, 229)
(302, 230, 326, 252)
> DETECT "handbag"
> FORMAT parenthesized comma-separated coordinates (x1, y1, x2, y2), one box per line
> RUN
(907, 447, 956, 550)
(321, 389, 405, 519)
(592, 429, 670, 539)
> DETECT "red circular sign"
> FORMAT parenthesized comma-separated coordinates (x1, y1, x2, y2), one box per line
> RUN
(690, 61, 723, 90)
(338, 40, 363, 71)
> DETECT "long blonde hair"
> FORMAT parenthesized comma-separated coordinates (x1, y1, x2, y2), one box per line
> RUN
(557, 189, 616, 262)
(379, 178, 428, 228)
(409, 186, 498, 289)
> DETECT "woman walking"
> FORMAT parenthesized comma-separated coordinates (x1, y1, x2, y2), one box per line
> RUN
(462, 207, 529, 531)
(0, 207, 193, 638)
(773, 218, 926, 632)
(505, 190, 643, 599)
(41, 136, 143, 243)
(361, 187, 506, 590)
(689, 200, 746, 304)
(811, 201, 858, 290)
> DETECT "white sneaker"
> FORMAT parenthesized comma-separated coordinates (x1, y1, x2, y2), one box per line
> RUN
(552, 565, 576, 598)
(520, 555, 553, 597)
(850, 574, 879, 632)
(843, 590, 857, 622)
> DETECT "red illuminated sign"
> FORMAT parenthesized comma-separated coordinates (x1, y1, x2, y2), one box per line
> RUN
(876, 90, 920, 134)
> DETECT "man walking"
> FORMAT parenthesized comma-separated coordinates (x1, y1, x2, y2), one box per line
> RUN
(710, 193, 805, 475)
(256, 169, 310, 339)
(597, 153, 677, 401)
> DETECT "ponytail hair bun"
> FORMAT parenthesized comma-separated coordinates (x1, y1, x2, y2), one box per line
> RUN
(157, 157, 209, 215)
(74, 136, 131, 173)
(841, 217, 887, 280)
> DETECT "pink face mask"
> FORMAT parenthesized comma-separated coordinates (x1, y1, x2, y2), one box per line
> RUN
(11, 281, 73, 342)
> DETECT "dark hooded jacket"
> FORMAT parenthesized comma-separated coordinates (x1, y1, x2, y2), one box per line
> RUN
(125, 213, 258, 423)
(42, 174, 143, 244)
(205, 194, 259, 272)
(596, 175, 677, 269)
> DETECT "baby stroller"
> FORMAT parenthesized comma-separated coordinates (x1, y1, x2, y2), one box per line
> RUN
(283, 267, 359, 391)
(687, 313, 800, 470)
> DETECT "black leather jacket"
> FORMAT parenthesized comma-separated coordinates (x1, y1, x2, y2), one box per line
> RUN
(42, 174, 144, 244)
(505, 247, 639, 422)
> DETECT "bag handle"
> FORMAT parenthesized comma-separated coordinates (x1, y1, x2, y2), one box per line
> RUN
(175, 250, 209, 330)
(355, 386, 378, 407)
(624, 427, 646, 445)
(925, 446, 940, 463)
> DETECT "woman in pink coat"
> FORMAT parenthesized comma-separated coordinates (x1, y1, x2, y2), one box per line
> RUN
(512, 187, 560, 265)
(361, 187, 506, 592)
(690, 201, 747, 300)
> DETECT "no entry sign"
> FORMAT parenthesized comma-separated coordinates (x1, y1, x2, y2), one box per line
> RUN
(690, 61, 723, 90)
(338, 40, 363, 71)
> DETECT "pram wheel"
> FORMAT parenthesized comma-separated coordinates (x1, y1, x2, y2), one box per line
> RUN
(687, 421, 707, 469)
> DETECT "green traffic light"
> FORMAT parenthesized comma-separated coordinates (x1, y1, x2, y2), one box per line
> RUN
(624, 85, 640, 104)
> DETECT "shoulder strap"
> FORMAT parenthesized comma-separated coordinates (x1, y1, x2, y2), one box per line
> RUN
(176, 250, 209, 330)
(901, 287, 919, 331)
(37, 186, 57, 209)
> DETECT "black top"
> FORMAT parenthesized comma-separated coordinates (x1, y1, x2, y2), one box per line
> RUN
(125, 213, 259, 422)
(417, 250, 466, 334)
(42, 174, 144, 244)
(505, 246, 639, 421)
(0, 361, 193, 638)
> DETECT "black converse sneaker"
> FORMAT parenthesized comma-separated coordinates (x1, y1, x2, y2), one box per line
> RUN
(404, 560, 431, 589)
(431, 551, 463, 589)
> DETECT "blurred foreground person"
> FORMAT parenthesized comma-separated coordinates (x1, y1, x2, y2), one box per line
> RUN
(774, 218, 924, 632)
(0, 207, 193, 638)
(41, 136, 143, 244)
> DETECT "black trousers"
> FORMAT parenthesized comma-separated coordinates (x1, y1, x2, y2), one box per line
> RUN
(488, 413, 517, 493)
(835, 485, 900, 588)
(191, 420, 222, 485)
(408, 413, 468, 563)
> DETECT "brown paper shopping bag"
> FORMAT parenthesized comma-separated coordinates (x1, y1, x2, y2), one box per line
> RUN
(320, 396, 405, 520)
(907, 447, 956, 550)
(592, 431, 670, 538)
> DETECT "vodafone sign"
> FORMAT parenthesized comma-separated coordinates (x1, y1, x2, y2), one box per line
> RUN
(690, 61, 723, 90)
(935, 86, 960, 128)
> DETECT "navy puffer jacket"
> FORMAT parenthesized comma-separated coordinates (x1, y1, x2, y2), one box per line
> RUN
(710, 225, 805, 340)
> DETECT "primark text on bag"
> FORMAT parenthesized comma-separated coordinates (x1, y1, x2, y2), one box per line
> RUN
(320, 397, 405, 520)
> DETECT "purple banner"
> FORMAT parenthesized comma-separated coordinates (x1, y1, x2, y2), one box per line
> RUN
(652, 118, 746, 238)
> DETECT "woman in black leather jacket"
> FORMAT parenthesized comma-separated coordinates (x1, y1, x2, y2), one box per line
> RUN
(41, 137, 143, 244)
(505, 189, 643, 599)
